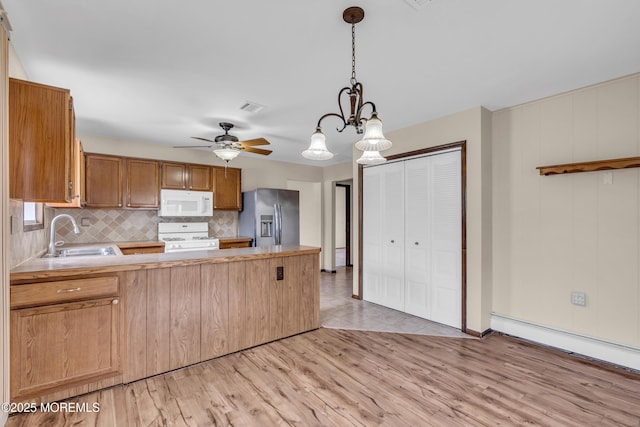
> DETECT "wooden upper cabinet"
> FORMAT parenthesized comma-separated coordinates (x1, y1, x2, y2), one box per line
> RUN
(9, 78, 74, 202)
(161, 162, 212, 191)
(189, 164, 212, 191)
(85, 154, 124, 208)
(212, 166, 242, 210)
(161, 162, 187, 190)
(85, 153, 159, 209)
(126, 158, 159, 208)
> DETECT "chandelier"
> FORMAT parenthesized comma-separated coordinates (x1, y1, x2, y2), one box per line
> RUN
(302, 6, 392, 165)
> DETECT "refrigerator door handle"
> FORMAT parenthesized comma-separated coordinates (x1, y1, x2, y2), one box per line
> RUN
(274, 204, 282, 245)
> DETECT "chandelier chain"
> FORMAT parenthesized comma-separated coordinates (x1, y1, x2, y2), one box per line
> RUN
(351, 22, 357, 85)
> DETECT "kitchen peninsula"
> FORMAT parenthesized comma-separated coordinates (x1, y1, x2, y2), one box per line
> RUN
(9, 245, 320, 404)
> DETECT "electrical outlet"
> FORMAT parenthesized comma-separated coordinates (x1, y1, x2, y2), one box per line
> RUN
(571, 291, 586, 306)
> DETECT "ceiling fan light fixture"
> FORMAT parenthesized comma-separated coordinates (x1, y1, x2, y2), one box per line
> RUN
(356, 150, 386, 165)
(214, 147, 241, 162)
(354, 113, 393, 151)
(302, 128, 334, 160)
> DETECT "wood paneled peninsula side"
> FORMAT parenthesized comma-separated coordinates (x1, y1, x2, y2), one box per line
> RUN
(9, 245, 320, 404)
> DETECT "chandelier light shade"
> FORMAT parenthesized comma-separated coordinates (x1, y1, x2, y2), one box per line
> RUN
(356, 150, 386, 165)
(354, 112, 393, 151)
(303, 6, 392, 163)
(302, 127, 334, 160)
(214, 147, 241, 162)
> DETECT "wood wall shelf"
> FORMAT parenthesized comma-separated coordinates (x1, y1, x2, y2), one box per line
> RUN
(537, 156, 640, 176)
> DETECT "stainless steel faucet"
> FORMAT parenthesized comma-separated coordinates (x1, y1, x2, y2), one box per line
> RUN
(46, 214, 80, 257)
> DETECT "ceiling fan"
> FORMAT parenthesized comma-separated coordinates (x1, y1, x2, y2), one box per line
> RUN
(176, 122, 272, 163)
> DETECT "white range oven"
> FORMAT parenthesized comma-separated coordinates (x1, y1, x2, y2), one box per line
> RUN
(158, 222, 220, 253)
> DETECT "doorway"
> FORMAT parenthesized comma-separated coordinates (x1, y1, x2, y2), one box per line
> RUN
(335, 182, 351, 268)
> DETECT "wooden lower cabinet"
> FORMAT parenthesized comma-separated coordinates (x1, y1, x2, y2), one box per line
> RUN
(10, 295, 121, 400)
(10, 252, 319, 402)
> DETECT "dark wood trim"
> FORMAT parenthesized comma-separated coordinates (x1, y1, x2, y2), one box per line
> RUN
(351, 294, 361, 300)
(336, 183, 351, 267)
(465, 328, 493, 338)
(357, 163, 364, 300)
(321, 269, 337, 274)
(357, 141, 467, 331)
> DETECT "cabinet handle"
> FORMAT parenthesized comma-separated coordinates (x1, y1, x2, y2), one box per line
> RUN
(390, 240, 395, 243)
(414, 242, 419, 245)
(112, 299, 119, 305)
(57, 287, 81, 293)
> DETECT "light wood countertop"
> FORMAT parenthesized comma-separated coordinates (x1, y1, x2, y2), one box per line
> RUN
(10, 245, 320, 283)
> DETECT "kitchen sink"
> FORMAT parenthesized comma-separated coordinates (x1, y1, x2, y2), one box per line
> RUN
(42, 246, 118, 258)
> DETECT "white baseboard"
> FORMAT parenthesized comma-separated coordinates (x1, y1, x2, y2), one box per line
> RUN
(491, 313, 640, 372)
(0, 411, 7, 426)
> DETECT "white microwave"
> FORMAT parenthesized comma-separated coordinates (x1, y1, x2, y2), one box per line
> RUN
(159, 189, 213, 217)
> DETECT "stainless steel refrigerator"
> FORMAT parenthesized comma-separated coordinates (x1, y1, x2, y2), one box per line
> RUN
(238, 189, 300, 247)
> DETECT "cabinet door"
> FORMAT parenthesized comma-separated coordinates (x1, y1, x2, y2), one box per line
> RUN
(46, 139, 84, 208)
(9, 78, 73, 202)
(212, 166, 242, 210)
(188, 164, 212, 191)
(85, 154, 124, 208)
(161, 162, 187, 189)
(201, 263, 229, 359)
(10, 297, 121, 400)
(126, 158, 159, 208)
(169, 265, 201, 370)
(123, 271, 147, 383)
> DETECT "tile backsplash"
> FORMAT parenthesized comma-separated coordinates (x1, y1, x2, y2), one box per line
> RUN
(53, 208, 238, 244)
(9, 199, 52, 268)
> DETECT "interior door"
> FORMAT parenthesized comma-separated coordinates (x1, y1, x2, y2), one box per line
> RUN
(404, 156, 432, 319)
(362, 167, 383, 305)
(428, 150, 462, 328)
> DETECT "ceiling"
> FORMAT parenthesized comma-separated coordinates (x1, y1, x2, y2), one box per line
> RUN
(3, 0, 640, 166)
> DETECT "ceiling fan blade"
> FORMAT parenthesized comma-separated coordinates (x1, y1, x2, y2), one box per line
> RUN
(191, 136, 216, 143)
(243, 147, 272, 156)
(174, 145, 213, 148)
(239, 138, 270, 147)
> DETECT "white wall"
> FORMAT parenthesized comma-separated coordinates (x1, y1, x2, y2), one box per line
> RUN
(492, 73, 640, 349)
(287, 180, 321, 247)
(353, 107, 493, 334)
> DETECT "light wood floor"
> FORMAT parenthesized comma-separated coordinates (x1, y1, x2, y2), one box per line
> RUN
(7, 269, 640, 426)
(7, 328, 640, 426)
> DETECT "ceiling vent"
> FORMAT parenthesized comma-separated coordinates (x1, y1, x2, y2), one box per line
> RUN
(240, 101, 265, 114)
(404, 0, 433, 10)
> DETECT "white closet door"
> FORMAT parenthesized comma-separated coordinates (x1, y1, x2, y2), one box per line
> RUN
(380, 161, 405, 311)
(362, 161, 405, 310)
(362, 167, 383, 305)
(428, 151, 461, 328)
(404, 156, 432, 319)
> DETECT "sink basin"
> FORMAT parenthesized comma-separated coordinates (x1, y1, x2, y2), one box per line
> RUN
(42, 246, 118, 258)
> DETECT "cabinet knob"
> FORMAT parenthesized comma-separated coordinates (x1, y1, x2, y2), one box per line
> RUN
(112, 299, 119, 305)
(414, 242, 419, 245)
(390, 240, 395, 243)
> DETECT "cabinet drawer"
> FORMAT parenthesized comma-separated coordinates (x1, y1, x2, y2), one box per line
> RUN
(120, 246, 164, 255)
(11, 276, 119, 308)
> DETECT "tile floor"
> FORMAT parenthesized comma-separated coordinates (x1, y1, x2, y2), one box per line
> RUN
(320, 267, 470, 338)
